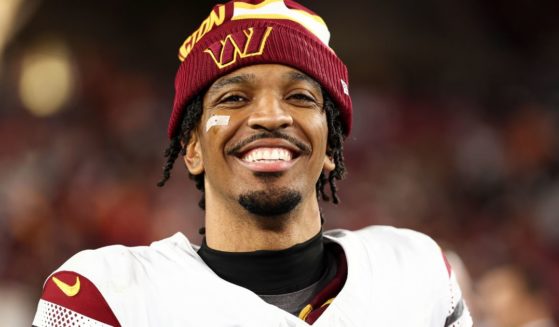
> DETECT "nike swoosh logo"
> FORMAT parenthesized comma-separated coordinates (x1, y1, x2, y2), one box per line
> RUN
(52, 276, 80, 297)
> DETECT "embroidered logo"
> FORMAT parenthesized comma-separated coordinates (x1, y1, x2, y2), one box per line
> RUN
(52, 276, 81, 297)
(179, 5, 226, 61)
(204, 27, 273, 69)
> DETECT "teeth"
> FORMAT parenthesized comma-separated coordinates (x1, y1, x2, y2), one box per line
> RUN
(242, 148, 292, 163)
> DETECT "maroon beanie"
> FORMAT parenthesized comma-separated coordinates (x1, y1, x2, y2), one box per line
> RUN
(168, 0, 352, 138)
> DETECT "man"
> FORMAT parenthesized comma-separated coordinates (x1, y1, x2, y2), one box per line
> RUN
(32, 1, 472, 326)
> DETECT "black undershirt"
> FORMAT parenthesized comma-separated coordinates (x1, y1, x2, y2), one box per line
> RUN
(198, 231, 326, 295)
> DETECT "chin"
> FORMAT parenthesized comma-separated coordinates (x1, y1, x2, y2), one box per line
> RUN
(238, 187, 302, 218)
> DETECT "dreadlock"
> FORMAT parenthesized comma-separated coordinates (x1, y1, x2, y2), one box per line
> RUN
(317, 92, 346, 203)
(157, 94, 206, 209)
(157, 89, 346, 208)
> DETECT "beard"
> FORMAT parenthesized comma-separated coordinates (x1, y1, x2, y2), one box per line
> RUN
(238, 186, 301, 218)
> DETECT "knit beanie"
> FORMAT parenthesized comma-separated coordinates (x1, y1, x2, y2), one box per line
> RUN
(168, 0, 352, 138)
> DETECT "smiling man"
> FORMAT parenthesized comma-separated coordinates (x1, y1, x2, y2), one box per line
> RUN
(32, 1, 472, 326)
(185, 64, 335, 253)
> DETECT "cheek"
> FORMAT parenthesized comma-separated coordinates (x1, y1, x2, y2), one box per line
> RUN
(200, 112, 243, 150)
(198, 113, 251, 178)
(301, 113, 329, 151)
(295, 112, 330, 179)
(204, 114, 230, 132)
(202, 110, 235, 136)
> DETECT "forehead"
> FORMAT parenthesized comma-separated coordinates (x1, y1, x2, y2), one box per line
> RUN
(207, 64, 321, 91)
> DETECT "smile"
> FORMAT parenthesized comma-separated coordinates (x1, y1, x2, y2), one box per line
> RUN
(235, 151, 298, 172)
(228, 135, 310, 173)
(241, 147, 293, 163)
(237, 146, 300, 172)
(232, 139, 305, 173)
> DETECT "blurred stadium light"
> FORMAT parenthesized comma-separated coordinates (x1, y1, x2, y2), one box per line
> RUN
(18, 37, 75, 116)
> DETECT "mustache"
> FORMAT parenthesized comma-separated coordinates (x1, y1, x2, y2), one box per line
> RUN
(225, 131, 312, 156)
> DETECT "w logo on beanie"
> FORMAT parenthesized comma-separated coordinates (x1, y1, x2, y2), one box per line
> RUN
(204, 27, 273, 69)
(169, 0, 353, 139)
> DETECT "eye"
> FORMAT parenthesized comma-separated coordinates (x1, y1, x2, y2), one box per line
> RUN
(215, 93, 249, 109)
(289, 93, 314, 101)
(220, 94, 247, 103)
(286, 92, 319, 107)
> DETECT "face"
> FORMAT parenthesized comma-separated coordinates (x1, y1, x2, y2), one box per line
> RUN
(184, 64, 335, 217)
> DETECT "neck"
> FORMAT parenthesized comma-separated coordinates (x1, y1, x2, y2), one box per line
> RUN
(203, 185, 322, 252)
(198, 230, 326, 295)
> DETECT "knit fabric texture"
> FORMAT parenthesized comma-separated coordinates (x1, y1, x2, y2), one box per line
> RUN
(169, 0, 352, 138)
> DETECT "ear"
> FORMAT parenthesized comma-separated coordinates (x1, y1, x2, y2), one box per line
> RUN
(323, 154, 335, 173)
(183, 132, 204, 175)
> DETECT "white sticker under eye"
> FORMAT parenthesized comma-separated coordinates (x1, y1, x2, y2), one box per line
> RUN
(205, 115, 230, 132)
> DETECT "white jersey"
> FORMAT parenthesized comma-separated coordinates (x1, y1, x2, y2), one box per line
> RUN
(33, 226, 472, 326)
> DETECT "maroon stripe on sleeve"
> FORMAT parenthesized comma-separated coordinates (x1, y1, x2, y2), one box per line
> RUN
(41, 271, 121, 326)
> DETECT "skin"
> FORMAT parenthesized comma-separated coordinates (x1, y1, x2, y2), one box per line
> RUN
(478, 266, 553, 327)
(183, 64, 335, 252)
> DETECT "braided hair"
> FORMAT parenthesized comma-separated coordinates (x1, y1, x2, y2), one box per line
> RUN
(158, 89, 346, 208)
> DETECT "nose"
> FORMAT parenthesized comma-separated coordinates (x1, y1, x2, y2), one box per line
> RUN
(247, 94, 293, 131)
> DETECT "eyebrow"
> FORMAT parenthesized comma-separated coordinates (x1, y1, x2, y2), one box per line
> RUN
(286, 71, 321, 90)
(208, 74, 255, 92)
(206, 70, 321, 94)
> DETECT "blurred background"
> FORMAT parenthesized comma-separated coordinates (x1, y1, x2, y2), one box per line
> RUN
(1, 0, 558, 326)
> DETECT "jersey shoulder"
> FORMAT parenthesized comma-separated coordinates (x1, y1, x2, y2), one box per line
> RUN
(331, 225, 445, 267)
(326, 226, 473, 327)
(326, 225, 448, 286)
(33, 233, 198, 327)
(57, 232, 196, 278)
(355, 225, 440, 250)
(33, 270, 120, 327)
